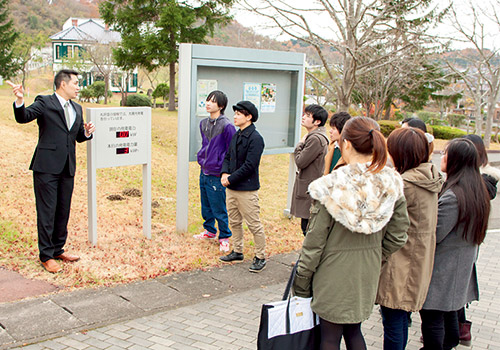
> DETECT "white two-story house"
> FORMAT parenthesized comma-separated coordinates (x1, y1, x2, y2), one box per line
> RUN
(50, 18, 138, 93)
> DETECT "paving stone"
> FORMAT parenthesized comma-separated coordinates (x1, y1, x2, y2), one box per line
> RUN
(51, 289, 142, 326)
(0, 299, 83, 341)
(146, 335, 175, 347)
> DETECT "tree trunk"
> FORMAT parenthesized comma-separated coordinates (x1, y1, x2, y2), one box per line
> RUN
(104, 75, 109, 105)
(484, 94, 496, 148)
(168, 61, 176, 111)
(383, 106, 391, 120)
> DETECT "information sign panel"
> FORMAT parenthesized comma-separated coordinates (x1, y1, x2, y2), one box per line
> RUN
(87, 107, 152, 245)
(90, 107, 150, 168)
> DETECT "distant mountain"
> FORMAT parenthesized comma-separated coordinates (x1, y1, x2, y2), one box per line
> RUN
(9, 0, 99, 36)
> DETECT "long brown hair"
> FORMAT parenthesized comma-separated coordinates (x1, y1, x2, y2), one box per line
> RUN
(388, 128, 429, 174)
(441, 138, 490, 245)
(340, 117, 387, 173)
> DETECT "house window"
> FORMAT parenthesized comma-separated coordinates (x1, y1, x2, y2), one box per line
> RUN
(67, 46, 73, 58)
(132, 73, 137, 87)
(55, 45, 60, 59)
(73, 46, 79, 57)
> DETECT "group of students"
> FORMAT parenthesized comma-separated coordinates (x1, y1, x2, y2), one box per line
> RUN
(192, 90, 500, 349)
(293, 110, 499, 350)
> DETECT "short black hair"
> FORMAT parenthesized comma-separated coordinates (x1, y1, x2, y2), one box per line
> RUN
(402, 117, 427, 133)
(329, 111, 351, 133)
(206, 90, 228, 115)
(304, 104, 328, 126)
(54, 69, 79, 89)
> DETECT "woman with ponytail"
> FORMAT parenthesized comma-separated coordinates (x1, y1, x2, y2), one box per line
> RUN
(420, 138, 490, 350)
(293, 117, 410, 350)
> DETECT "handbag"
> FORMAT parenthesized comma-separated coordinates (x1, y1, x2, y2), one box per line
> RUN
(257, 260, 321, 350)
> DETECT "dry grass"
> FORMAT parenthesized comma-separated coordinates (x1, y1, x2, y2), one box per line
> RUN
(0, 82, 302, 289)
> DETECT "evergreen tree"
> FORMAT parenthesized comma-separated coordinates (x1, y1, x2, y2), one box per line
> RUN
(100, 0, 234, 111)
(0, 0, 20, 78)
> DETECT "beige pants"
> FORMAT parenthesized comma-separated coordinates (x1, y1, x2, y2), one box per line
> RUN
(226, 189, 266, 259)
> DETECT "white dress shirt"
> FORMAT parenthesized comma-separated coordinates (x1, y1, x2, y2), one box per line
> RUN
(55, 92, 76, 129)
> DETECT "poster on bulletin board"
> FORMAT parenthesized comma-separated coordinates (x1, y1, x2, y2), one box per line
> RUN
(196, 79, 218, 116)
(243, 82, 262, 111)
(261, 83, 276, 113)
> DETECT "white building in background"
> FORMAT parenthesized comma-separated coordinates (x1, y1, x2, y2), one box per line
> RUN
(50, 18, 138, 93)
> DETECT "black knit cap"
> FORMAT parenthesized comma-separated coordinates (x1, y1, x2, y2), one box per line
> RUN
(232, 101, 259, 122)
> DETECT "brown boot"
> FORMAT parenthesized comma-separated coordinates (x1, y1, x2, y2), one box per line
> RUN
(459, 321, 472, 346)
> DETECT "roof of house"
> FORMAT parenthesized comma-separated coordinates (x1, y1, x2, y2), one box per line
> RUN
(50, 18, 121, 44)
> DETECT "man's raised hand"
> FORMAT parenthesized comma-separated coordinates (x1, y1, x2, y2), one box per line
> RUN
(6, 80, 24, 101)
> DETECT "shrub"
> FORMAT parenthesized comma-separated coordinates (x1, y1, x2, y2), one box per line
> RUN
(91, 81, 112, 102)
(378, 120, 400, 137)
(447, 113, 466, 127)
(126, 94, 152, 107)
(416, 111, 439, 124)
(152, 83, 169, 100)
(431, 125, 467, 140)
(428, 118, 448, 126)
(79, 87, 93, 102)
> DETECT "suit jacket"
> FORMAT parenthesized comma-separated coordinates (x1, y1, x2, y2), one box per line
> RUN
(13, 94, 91, 176)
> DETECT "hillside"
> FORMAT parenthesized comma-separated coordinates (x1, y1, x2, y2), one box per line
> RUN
(9, 0, 99, 36)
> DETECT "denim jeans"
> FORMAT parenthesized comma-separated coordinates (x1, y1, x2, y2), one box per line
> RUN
(199, 172, 231, 239)
(380, 306, 409, 350)
(419, 309, 459, 350)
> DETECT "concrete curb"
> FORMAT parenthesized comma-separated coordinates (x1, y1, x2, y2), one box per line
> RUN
(0, 252, 299, 349)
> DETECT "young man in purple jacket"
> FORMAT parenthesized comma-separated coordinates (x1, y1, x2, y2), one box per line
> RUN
(194, 90, 236, 252)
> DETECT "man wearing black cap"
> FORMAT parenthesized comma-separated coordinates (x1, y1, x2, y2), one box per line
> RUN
(219, 101, 266, 272)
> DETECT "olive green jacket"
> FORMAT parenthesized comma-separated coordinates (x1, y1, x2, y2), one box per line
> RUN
(293, 163, 410, 324)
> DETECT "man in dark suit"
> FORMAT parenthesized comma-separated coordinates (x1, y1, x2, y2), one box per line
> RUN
(7, 69, 95, 273)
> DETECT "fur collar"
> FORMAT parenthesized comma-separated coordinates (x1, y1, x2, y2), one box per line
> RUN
(481, 164, 500, 182)
(308, 163, 404, 234)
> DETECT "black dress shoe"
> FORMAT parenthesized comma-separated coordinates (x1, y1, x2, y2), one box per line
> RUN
(220, 250, 244, 262)
(249, 257, 266, 273)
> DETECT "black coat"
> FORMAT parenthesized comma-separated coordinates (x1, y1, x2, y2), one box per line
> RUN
(221, 123, 264, 191)
(13, 94, 90, 176)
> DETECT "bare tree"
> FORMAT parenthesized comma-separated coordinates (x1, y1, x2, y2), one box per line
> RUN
(445, 2, 500, 147)
(243, 0, 446, 112)
(80, 41, 117, 105)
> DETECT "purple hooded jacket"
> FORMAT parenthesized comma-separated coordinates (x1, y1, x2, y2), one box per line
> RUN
(197, 115, 236, 176)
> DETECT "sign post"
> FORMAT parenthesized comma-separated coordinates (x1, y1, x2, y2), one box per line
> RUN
(87, 107, 152, 245)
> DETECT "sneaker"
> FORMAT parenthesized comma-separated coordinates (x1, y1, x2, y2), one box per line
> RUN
(220, 250, 244, 262)
(219, 239, 230, 252)
(193, 230, 216, 240)
(249, 257, 266, 273)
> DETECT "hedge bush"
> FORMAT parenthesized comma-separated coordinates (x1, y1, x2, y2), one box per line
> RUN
(378, 120, 400, 137)
(431, 125, 467, 140)
(126, 94, 152, 107)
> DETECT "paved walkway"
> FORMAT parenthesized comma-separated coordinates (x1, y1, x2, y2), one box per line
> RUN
(5, 228, 500, 350)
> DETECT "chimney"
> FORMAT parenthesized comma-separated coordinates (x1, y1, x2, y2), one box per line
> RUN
(105, 23, 109, 31)
(72, 19, 78, 27)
